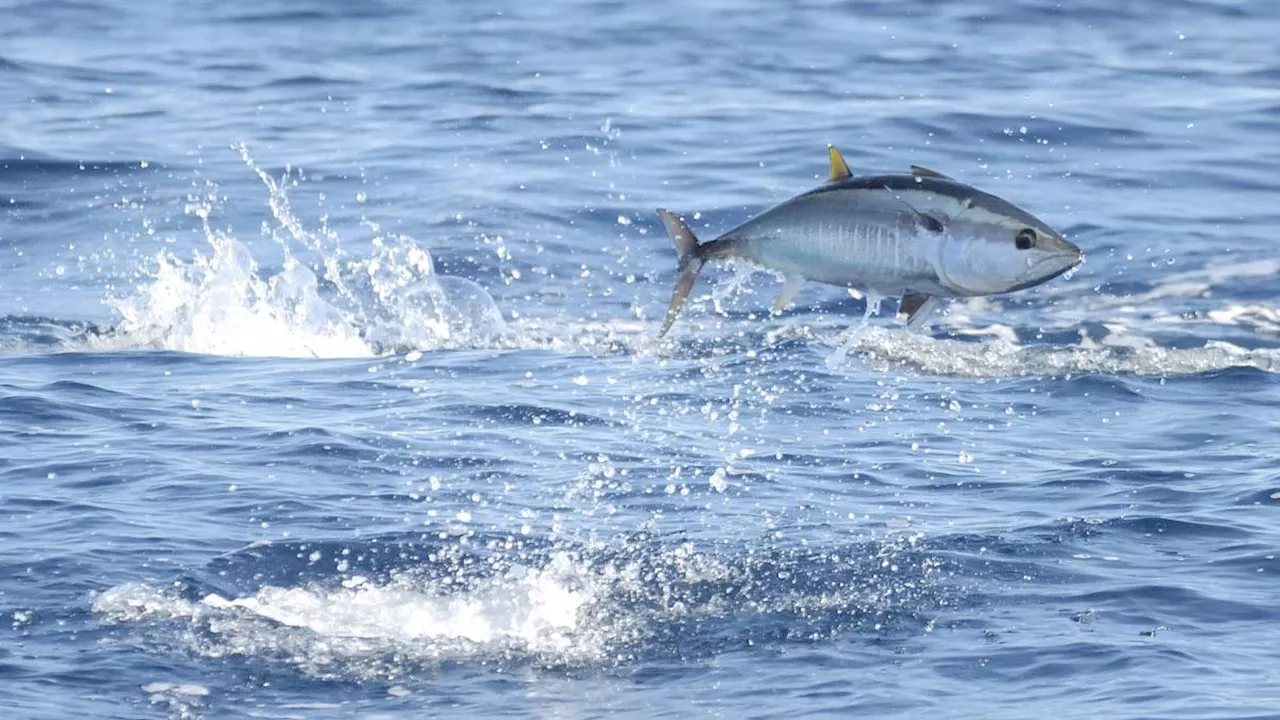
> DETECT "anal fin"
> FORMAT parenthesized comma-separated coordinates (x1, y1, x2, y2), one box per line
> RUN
(772, 274, 806, 314)
(898, 292, 940, 331)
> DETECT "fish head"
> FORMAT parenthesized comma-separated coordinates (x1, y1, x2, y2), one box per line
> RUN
(934, 187, 1083, 296)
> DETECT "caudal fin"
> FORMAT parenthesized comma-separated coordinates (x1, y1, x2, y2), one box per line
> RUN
(655, 209, 705, 338)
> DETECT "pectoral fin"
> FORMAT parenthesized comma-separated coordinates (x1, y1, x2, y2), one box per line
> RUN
(772, 274, 807, 314)
(827, 146, 852, 182)
(898, 292, 940, 331)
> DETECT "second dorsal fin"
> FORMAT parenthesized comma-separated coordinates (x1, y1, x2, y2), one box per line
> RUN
(827, 145, 852, 182)
(910, 165, 953, 180)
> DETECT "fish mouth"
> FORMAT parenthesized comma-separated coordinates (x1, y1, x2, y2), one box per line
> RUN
(1001, 249, 1083, 294)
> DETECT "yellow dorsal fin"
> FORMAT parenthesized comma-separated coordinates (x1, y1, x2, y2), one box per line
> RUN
(910, 165, 953, 180)
(827, 145, 852, 182)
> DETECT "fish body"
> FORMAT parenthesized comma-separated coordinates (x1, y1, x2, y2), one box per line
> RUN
(655, 147, 1083, 337)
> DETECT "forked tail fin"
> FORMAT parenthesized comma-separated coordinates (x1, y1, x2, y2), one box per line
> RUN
(655, 209, 705, 338)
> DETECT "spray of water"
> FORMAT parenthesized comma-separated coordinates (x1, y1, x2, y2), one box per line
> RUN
(93, 146, 509, 358)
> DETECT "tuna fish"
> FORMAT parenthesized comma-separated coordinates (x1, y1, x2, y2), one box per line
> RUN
(655, 146, 1082, 337)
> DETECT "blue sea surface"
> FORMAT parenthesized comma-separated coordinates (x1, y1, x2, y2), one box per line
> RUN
(3, 0, 1280, 717)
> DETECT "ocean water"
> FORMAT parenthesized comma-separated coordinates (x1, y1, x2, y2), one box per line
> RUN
(3, 0, 1280, 717)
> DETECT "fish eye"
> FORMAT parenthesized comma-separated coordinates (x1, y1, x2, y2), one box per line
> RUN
(1015, 228, 1037, 250)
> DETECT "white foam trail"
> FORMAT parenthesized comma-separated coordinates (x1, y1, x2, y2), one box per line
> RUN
(1038, 257, 1280, 327)
(1200, 304, 1280, 335)
(819, 324, 1280, 377)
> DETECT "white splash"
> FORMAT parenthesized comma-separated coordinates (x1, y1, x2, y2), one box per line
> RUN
(199, 563, 590, 650)
(91, 552, 606, 678)
(95, 147, 510, 359)
(104, 234, 374, 358)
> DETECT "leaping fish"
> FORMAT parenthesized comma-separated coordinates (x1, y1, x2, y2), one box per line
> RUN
(655, 146, 1083, 337)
